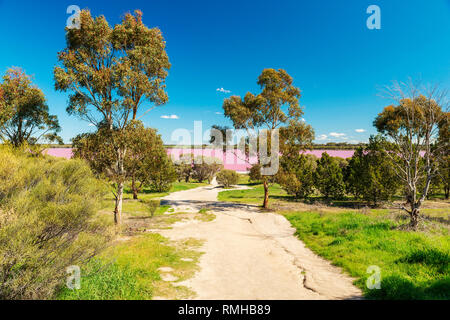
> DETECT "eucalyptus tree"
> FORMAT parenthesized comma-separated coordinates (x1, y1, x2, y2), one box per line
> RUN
(73, 121, 176, 204)
(0, 68, 62, 147)
(222, 69, 313, 208)
(54, 10, 170, 225)
(374, 80, 449, 229)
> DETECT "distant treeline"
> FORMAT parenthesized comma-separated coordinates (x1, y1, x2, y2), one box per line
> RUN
(44, 143, 365, 150)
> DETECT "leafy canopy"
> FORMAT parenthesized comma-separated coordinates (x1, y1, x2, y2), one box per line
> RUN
(0, 68, 62, 146)
(54, 9, 170, 128)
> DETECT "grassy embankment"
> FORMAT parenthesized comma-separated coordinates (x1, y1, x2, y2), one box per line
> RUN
(218, 176, 450, 300)
(58, 181, 209, 300)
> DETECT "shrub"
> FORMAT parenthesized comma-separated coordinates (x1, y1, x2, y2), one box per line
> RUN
(140, 200, 161, 217)
(344, 136, 400, 205)
(277, 154, 317, 199)
(174, 162, 192, 183)
(173, 154, 195, 182)
(146, 155, 177, 192)
(0, 146, 112, 299)
(248, 164, 262, 182)
(314, 152, 346, 199)
(216, 170, 239, 188)
(191, 156, 223, 183)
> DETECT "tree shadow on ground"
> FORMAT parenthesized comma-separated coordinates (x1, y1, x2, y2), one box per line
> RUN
(270, 195, 376, 209)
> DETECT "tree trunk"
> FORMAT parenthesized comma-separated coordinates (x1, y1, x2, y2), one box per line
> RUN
(263, 180, 269, 209)
(114, 148, 126, 226)
(445, 186, 449, 200)
(114, 182, 124, 225)
(410, 208, 420, 230)
(131, 175, 138, 200)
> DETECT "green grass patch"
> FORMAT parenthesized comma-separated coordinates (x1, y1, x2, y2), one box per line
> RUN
(57, 233, 201, 300)
(284, 210, 450, 300)
(218, 183, 288, 204)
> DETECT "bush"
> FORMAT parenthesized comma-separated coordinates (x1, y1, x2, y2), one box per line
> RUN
(191, 156, 223, 183)
(146, 156, 177, 192)
(0, 146, 112, 299)
(216, 170, 239, 188)
(174, 161, 192, 183)
(277, 154, 317, 199)
(344, 136, 400, 205)
(140, 199, 161, 217)
(248, 164, 262, 182)
(314, 152, 346, 199)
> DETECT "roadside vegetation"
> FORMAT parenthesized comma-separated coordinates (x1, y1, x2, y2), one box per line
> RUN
(0, 145, 112, 299)
(58, 234, 202, 300)
(285, 210, 449, 300)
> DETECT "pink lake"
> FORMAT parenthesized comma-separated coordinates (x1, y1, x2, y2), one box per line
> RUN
(45, 148, 356, 172)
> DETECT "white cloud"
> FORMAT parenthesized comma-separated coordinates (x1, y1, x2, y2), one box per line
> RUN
(216, 87, 231, 94)
(161, 115, 179, 119)
(329, 132, 346, 138)
(88, 123, 96, 127)
(215, 112, 222, 115)
(317, 134, 328, 141)
(355, 129, 366, 133)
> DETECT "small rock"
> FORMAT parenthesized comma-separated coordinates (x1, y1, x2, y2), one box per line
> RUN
(181, 258, 194, 262)
(161, 274, 179, 282)
(158, 267, 175, 273)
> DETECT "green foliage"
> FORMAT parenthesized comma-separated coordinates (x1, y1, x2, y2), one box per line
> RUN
(173, 154, 222, 184)
(125, 121, 177, 193)
(140, 200, 161, 217)
(314, 152, 346, 199)
(146, 155, 177, 192)
(285, 211, 450, 299)
(54, 9, 171, 224)
(58, 233, 200, 300)
(277, 154, 317, 199)
(345, 136, 400, 205)
(434, 155, 449, 199)
(73, 121, 176, 196)
(216, 170, 239, 188)
(191, 156, 223, 183)
(54, 9, 170, 127)
(174, 162, 193, 183)
(0, 146, 112, 299)
(0, 68, 62, 146)
(222, 68, 314, 208)
(373, 86, 449, 228)
(248, 163, 262, 183)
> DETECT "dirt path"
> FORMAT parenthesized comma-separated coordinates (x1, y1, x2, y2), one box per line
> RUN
(158, 182, 362, 300)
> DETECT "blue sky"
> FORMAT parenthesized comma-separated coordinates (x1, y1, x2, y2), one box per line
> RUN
(0, 0, 449, 144)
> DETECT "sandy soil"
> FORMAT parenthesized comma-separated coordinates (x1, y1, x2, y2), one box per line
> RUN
(158, 181, 362, 300)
